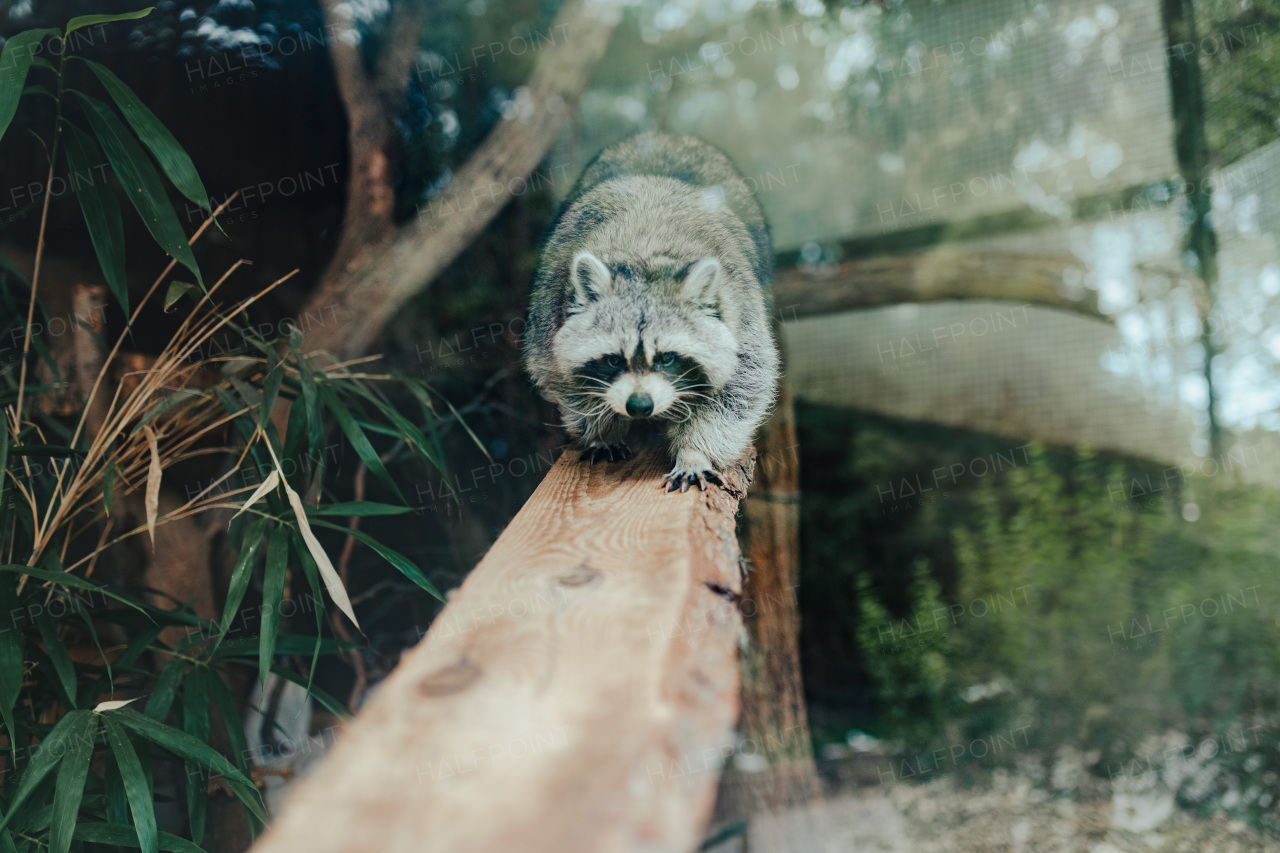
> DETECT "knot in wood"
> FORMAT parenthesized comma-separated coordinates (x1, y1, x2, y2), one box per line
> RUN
(556, 564, 601, 588)
(418, 658, 482, 697)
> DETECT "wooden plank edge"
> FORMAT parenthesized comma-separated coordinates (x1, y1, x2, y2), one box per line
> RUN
(249, 445, 755, 853)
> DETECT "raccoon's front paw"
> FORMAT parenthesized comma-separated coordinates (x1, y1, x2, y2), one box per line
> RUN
(580, 442, 634, 464)
(662, 451, 724, 493)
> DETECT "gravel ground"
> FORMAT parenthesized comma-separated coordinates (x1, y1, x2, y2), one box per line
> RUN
(728, 763, 1280, 852)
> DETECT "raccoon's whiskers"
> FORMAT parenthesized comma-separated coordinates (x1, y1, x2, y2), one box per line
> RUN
(560, 396, 612, 421)
(660, 398, 698, 424)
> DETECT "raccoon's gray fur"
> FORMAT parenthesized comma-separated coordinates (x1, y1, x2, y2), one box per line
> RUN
(524, 133, 780, 491)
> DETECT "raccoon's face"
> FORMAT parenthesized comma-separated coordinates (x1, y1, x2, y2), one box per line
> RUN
(552, 251, 739, 422)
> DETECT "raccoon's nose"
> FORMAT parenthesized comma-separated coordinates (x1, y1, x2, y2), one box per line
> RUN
(626, 393, 654, 418)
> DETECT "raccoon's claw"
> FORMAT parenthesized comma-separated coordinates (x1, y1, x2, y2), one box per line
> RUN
(580, 443, 634, 464)
(662, 467, 724, 493)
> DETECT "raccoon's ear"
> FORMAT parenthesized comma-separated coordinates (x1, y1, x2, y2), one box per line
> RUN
(569, 251, 613, 303)
(679, 258, 722, 306)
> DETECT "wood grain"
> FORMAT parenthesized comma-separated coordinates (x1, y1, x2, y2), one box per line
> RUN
(252, 445, 754, 853)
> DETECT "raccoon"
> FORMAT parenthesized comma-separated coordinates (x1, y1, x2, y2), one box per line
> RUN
(523, 133, 780, 492)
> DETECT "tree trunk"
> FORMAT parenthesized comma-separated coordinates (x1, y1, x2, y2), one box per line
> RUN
(302, 0, 621, 361)
(1161, 0, 1222, 457)
(716, 352, 821, 821)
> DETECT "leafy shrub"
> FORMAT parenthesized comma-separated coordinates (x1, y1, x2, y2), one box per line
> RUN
(855, 440, 1280, 825)
(1, 12, 460, 851)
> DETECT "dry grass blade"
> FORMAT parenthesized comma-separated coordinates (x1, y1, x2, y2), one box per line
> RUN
(253, 435, 361, 628)
(92, 698, 139, 712)
(285, 483, 359, 630)
(142, 425, 161, 549)
(233, 469, 280, 519)
(24, 267, 293, 565)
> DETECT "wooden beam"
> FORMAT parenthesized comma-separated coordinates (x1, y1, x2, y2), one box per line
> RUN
(773, 249, 1109, 322)
(252, 446, 754, 853)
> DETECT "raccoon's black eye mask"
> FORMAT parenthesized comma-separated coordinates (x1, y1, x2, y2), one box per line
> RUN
(652, 353, 707, 389)
(577, 354, 628, 384)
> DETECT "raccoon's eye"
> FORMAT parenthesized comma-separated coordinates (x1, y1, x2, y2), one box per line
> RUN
(654, 351, 677, 367)
(605, 354, 627, 369)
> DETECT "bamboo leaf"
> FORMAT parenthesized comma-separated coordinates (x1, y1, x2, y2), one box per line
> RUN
(77, 57, 209, 213)
(281, 481, 358, 629)
(102, 717, 158, 853)
(106, 708, 249, 783)
(35, 611, 77, 708)
(206, 676, 249, 775)
(0, 565, 148, 614)
(212, 387, 256, 445)
(259, 526, 289, 688)
(142, 425, 161, 548)
(182, 668, 210, 843)
(143, 658, 184, 722)
(311, 519, 441, 601)
(348, 385, 447, 474)
(0, 29, 59, 144)
(316, 383, 403, 501)
(215, 636, 349, 659)
(105, 747, 129, 824)
(62, 123, 128, 315)
(281, 387, 309, 471)
(7, 444, 74, 457)
(93, 698, 140, 712)
(102, 460, 116, 513)
(268, 666, 351, 718)
(73, 91, 202, 286)
(0, 711, 86, 832)
(49, 710, 97, 853)
(0, 427, 7, 535)
(106, 709, 265, 824)
(112, 623, 163, 672)
(214, 518, 268, 648)
(0, 574, 23, 740)
(286, 531, 325, 695)
(65, 9, 153, 36)
(130, 389, 205, 437)
(163, 280, 201, 312)
(72, 821, 206, 853)
(296, 359, 324, 473)
(303, 501, 414, 517)
(259, 349, 284, 431)
(231, 469, 278, 520)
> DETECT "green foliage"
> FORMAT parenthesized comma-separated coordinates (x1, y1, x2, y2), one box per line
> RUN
(851, 436, 1280, 827)
(0, 9, 205, 304)
(1196, 0, 1280, 168)
(0, 12, 467, 852)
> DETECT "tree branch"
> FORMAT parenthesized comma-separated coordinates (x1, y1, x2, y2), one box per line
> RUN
(319, 0, 427, 275)
(303, 0, 621, 360)
(773, 250, 1110, 322)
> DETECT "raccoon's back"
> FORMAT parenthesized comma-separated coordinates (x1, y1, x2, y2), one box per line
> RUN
(565, 133, 771, 283)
